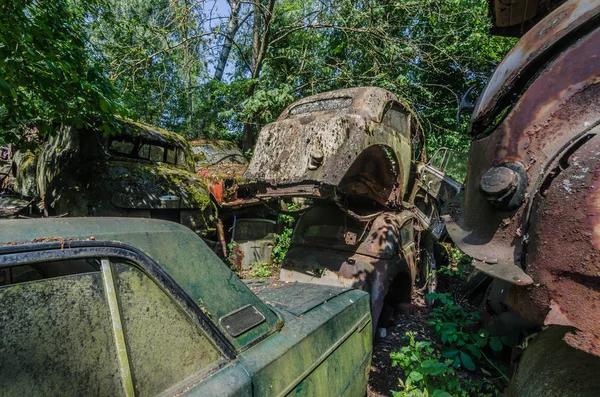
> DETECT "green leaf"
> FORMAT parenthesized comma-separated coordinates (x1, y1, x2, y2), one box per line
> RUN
(466, 344, 482, 359)
(432, 390, 452, 397)
(460, 352, 476, 371)
(489, 337, 503, 352)
(99, 97, 109, 112)
(442, 348, 459, 358)
(408, 370, 424, 383)
(421, 359, 447, 376)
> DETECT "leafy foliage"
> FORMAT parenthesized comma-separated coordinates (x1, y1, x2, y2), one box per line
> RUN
(271, 201, 300, 265)
(0, 0, 123, 142)
(391, 332, 499, 397)
(250, 262, 273, 278)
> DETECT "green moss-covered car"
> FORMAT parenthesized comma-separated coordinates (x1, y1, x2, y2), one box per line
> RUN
(0, 218, 372, 396)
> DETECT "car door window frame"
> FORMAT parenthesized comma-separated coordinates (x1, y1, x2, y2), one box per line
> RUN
(0, 241, 237, 363)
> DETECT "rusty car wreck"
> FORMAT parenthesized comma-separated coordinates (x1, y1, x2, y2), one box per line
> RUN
(11, 119, 214, 235)
(244, 87, 463, 328)
(444, 0, 600, 394)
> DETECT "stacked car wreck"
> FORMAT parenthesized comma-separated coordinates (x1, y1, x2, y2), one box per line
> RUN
(242, 87, 463, 328)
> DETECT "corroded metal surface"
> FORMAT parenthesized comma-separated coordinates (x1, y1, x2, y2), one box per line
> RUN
(473, 0, 600, 134)
(280, 204, 416, 327)
(445, 20, 600, 271)
(244, 87, 420, 208)
(507, 133, 600, 356)
(445, 0, 600, 357)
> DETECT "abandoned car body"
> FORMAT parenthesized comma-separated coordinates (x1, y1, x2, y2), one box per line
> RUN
(191, 139, 248, 205)
(244, 87, 422, 209)
(245, 87, 461, 327)
(0, 218, 372, 396)
(443, 0, 600, 383)
(13, 119, 213, 235)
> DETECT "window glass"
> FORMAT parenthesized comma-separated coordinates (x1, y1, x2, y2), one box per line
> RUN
(166, 147, 177, 164)
(443, 151, 468, 184)
(234, 220, 276, 241)
(428, 148, 446, 170)
(109, 139, 135, 156)
(138, 143, 150, 159)
(0, 258, 100, 286)
(400, 221, 413, 247)
(382, 105, 409, 138)
(177, 148, 187, 167)
(0, 270, 123, 396)
(113, 262, 223, 396)
(150, 145, 165, 162)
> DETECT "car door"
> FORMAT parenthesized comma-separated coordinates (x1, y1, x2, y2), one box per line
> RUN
(0, 246, 252, 397)
(411, 148, 466, 239)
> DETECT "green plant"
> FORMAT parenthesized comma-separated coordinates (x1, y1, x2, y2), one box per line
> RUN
(426, 292, 509, 379)
(391, 332, 455, 397)
(271, 200, 300, 265)
(391, 332, 501, 397)
(436, 247, 471, 279)
(250, 262, 273, 279)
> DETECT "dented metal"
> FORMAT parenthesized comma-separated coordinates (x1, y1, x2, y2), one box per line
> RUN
(280, 204, 417, 328)
(445, 0, 600, 356)
(244, 87, 421, 209)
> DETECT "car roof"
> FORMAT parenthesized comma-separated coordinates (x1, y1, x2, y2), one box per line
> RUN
(115, 118, 190, 149)
(0, 217, 279, 349)
(277, 86, 400, 122)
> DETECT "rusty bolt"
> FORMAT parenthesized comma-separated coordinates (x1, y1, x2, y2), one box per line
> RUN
(480, 166, 517, 197)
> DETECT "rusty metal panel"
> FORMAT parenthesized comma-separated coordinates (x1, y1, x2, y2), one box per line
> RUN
(0, 273, 125, 396)
(243, 87, 416, 207)
(473, 0, 600, 133)
(507, 133, 600, 356)
(445, 24, 600, 273)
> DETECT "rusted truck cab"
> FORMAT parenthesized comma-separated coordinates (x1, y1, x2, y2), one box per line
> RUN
(244, 87, 458, 328)
(444, 0, 600, 392)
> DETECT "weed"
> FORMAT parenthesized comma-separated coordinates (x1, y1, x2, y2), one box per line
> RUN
(271, 200, 300, 265)
(250, 262, 273, 279)
(391, 332, 498, 397)
(426, 292, 509, 378)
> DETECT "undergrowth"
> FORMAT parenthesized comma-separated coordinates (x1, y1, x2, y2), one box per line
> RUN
(390, 246, 510, 397)
(250, 262, 273, 278)
(271, 201, 300, 265)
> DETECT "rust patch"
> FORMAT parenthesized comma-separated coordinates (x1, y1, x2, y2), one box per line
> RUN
(517, 133, 600, 356)
(473, 0, 600, 131)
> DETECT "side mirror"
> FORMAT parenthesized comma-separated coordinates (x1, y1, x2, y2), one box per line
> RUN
(456, 85, 477, 124)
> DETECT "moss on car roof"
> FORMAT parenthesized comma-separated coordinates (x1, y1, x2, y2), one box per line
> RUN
(116, 117, 190, 148)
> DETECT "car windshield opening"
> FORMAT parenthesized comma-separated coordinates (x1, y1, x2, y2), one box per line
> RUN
(108, 137, 183, 166)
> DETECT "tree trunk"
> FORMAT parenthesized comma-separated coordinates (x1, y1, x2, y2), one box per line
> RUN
(214, 0, 241, 81)
(241, 0, 276, 152)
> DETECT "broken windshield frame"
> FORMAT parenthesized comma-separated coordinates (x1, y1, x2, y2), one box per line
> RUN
(108, 137, 187, 167)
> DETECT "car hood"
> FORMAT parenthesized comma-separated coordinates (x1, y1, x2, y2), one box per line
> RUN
(105, 161, 211, 210)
